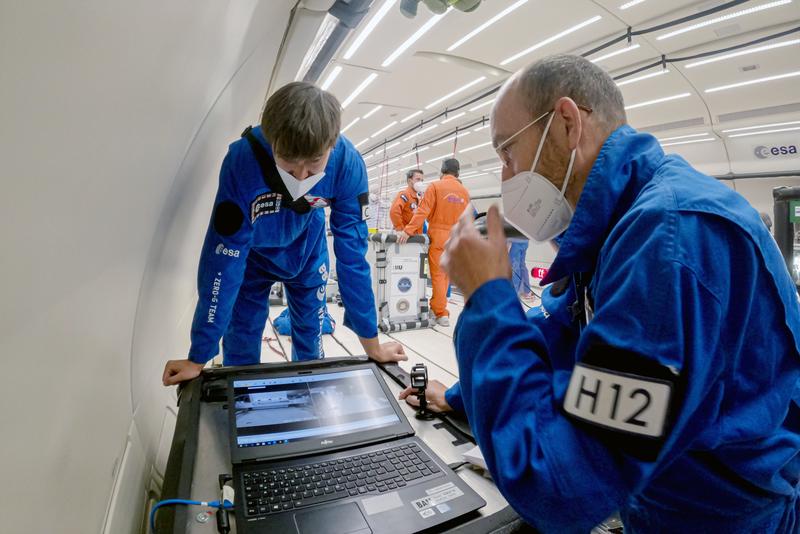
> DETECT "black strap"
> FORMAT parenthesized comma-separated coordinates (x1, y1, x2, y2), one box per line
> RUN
(241, 126, 311, 214)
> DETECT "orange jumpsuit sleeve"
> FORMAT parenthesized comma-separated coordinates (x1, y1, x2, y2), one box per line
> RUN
(389, 192, 405, 230)
(404, 184, 436, 235)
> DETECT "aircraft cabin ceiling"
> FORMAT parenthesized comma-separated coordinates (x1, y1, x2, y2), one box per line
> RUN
(311, 0, 800, 196)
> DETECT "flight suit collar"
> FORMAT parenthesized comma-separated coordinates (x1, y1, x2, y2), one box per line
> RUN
(441, 174, 458, 181)
(542, 125, 666, 285)
(404, 185, 418, 201)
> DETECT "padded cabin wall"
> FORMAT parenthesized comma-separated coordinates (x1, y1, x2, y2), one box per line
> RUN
(0, 1, 294, 531)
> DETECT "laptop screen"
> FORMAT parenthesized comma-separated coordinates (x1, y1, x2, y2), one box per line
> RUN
(232, 368, 401, 449)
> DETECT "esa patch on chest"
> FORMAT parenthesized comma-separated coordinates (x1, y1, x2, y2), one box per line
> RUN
(563, 363, 672, 438)
(251, 192, 282, 222)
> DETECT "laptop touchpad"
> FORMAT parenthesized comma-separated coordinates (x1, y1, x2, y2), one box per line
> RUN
(294, 503, 372, 534)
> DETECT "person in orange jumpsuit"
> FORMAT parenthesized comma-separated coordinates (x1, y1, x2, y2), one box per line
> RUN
(398, 158, 470, 326)
(389, 169, 424, 232)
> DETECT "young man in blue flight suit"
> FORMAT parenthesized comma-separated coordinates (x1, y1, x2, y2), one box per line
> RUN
(407, 55, 800, 532)
(163, 82, 405, 386)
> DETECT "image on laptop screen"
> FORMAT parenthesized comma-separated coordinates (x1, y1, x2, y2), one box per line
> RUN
(232, 368, 401, 448)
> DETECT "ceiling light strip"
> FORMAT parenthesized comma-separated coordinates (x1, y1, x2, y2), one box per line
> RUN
(727, 125, 800, 138)
(501, 15, 602, 66)
(400, 110, 424, 123)
(442, 112, 466, 124)
(684, 38, 800, 68)
(370, 120, 398, 138)
(616, 69, 669, 87)
(425, 77, 486, 110)
(591, 43, 640, 63)
(363, 105, 383, 119)
(447, 0, 529, 51)
(469, 99, 495, 112)
(403, 123, 439, 141)
(705, 70, 800, 93)
(722, 120, 800, 133)
(342, 73, 379, 108)
(382, 9, 451, 67)
(619, 0, 647, 9)
(656, 132, 710, 142)
(321, 66, 342, 90)
(342, 117, 361, 134)
(624, 92, 691, 110)
(344, 0, 398, 60)
(657, 0, 792, 41)
(459, 141, 493, 153)
(660, 137, 717, 147)
(432, 131, 471, 146)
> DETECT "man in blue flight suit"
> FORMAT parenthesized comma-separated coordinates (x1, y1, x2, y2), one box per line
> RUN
(409, 55, 800, 532)
(163, 82, 405, 386)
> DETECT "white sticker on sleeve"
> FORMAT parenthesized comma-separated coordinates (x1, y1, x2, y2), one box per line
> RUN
(361, 204, 371, 221)
(563, 363, 672, 438)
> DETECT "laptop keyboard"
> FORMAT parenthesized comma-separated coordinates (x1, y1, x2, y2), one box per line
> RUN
(242, 442, 441, 517)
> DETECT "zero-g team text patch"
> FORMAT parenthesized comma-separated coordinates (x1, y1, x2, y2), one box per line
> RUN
(251, 192, 282, 222)
(564, 363, 672, 438)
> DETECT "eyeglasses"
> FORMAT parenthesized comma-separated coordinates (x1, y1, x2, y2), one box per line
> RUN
(495, 105, 592, 167)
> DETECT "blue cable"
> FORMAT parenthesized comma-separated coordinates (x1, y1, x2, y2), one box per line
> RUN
(150, 498, 233, 533)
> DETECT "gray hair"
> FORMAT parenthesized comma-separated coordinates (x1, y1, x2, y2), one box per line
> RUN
(516, 54, 626, 132)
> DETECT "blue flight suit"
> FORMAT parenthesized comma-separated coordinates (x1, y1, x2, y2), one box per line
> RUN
(450, 126, 800, 532)
(188, 128, 377, 364)
(509, 240, 531, 295)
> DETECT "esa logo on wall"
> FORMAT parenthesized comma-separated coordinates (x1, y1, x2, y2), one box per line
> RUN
(397, 277, 412, 293)
(754, 144, 798, 159)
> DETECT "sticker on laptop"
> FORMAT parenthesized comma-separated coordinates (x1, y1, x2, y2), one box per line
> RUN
(410, 482, 464, 513)
(419, 509, 435, 519)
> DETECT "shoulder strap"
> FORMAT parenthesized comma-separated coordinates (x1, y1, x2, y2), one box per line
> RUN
(241, 126, 310, 214)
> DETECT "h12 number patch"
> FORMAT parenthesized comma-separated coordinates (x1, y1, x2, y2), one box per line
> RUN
(564, 363, 671, 438)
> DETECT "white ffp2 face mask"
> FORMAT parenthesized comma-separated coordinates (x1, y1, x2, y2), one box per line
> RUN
(501, 112, 576, 242)
(275, 165, 326, 200)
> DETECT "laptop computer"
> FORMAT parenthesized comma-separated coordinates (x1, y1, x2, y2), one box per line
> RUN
(227, 362, 486, 533)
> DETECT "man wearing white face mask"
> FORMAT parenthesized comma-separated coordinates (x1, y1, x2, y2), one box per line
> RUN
(389, 169, 424, 233)
(438, 55, 800, 532)
(163, 82, 407, 386)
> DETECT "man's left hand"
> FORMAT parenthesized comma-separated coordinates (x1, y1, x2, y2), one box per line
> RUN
(369, 341, 408, 363)
(397, 231, 412, 244)
(442, 204, 511, 301)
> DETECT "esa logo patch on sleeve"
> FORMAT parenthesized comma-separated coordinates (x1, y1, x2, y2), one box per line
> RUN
(251, 192, 281, 222)
(563, 363, 672, 438)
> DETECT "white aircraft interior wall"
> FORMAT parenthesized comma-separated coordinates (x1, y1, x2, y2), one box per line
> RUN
(0, 1, 302, 532)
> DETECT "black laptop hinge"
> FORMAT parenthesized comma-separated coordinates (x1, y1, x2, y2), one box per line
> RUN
(241, 126, 311, 214)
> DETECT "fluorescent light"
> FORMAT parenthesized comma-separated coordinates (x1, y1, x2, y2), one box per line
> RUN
(403, 123, 439, 141)
(616, 69, 669, 87)
(590, 43, 640, 63)
(685, 39, 800, 68)
(501, 15, 602, 66)
(382, 9, 451, 67)
(363, 105, 383, 119)
(447, 0, 529, 51)
(400, 110, 423, 123)
(432, 131, 471, 147)
(385, 141, 401, 150)
(399, 163, 422, 171)
(620, 0, 646, 9)
(728, 125, 800, 138)
(460, 141, 492, 152)
(387, 156, 400, 164)
(363, 153, 375, 161)
(425, 77, 486, 110)
(370, 120, 398, 138)
(425, 153, 454, 164)
(342, 73, 378, 108)
(296, 14, 339, 80)
(412, 146, 430, 154)
(656, 132, 710, 142)
(462, 172, 491, 180)
(441, 112, 466, 124)
(722, 120, 800, 133)
(344, 0, 397, 60)
(473, 124, 490, 132)
(320, 66, 342, 90)
(705, 70, 800, 93)
(469, 99, 495, 112)
(624, 92, 691, 110)
(660, 137, 716, 147)
(657, 0, 792, 41)
(355, 137, 370, 148)
(342, 117, 360, 134)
